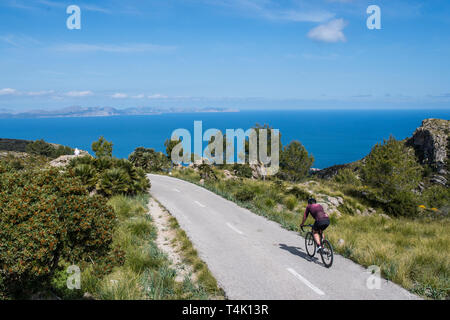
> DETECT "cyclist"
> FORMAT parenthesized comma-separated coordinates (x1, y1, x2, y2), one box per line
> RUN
(300, 198, 330, 253)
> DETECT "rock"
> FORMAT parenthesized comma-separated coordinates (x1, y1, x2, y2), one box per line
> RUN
(223, 170, 236, 180)
(49, 153, 91, 168)
(338, 239, 345, 247)
(199, 179, 205, 185)
(250, 162, 267, 179)
(356, 209, 362, 215)
(408, 118, 449, 176)
(430, 174, 447, 186)
(83, 292, 95, 300)
(379, 213, 391, 220)
(327, 196, 343, 207)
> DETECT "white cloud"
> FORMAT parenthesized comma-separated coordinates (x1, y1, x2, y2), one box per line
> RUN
(26, 90, 54, 96)
(132, 94, 145, 99)
(112, 93, 128, 99)
(0, 88, 17, 95)
(148, 94, 168, 99)
(66, 90, 93, 97)
(53, 43, 176, 53)
(307, 19, 347, 43)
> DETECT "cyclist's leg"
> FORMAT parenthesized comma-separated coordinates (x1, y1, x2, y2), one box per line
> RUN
(313, 230, 321, 246)
(312, 222, 322, 246)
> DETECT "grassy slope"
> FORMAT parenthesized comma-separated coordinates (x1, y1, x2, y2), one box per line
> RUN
(171, 168, 449, 300)
(53, 194, 223, 300)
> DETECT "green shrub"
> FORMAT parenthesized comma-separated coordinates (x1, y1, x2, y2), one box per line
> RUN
(69, 156, 150, 197)
(128, 147, 170, 172)
(73, 164, 97, 190)
(233, 164, 253, 178)
(25, 139, 73, 159)
(284, 195, 297, 211)
(0, 168, 116, 297)
(69, 155, 95, 168)
(278, 141, 314, 182)
(333, 168, 361, 186)
(198, 164, 217, 180)
(234, 188, 256, 202)
(97, 168, 131, 196)
(287, 185, 310, 201)
(420, 185, 450, 212)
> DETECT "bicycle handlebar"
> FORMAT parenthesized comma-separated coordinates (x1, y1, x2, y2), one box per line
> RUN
(300, 224, 314, 232)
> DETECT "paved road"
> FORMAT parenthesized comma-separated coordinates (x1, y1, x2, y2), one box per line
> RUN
(148, 174, 419, 300)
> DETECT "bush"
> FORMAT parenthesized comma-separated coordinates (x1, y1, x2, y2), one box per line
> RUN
(128, 147, 170, 172)
(198, 164, 217, 181)
(234, 188, 256, 202)
(69, 156, 150, 197)
(97, 168, 131, 197)
(420, 185, 450, 213)
(233, 164, 253, 178)
(284, 195, 297, 211)
(278, 141, 314, 182)
(333, 168, 361, 186)
(0, 168, 116, 297)
(25, 139, 73, 159)
(73, 164, 97, 191)
(287, 185, 310, 201)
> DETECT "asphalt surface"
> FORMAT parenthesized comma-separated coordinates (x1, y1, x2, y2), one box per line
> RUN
(148, 174, 420, 300)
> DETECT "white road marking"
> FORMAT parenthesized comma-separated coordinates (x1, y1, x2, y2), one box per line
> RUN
(194, 201, 206, 208)
(287, 268, 325, 296)
(226, 222, 244, 235)
(172, 188, 180, 192)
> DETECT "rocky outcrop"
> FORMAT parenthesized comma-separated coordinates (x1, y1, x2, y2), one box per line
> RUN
(49, 151, 91, 168)
(407, 118, 449, 185)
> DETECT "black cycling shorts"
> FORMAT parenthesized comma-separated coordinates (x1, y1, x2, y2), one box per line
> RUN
(313, 219, 330, 232)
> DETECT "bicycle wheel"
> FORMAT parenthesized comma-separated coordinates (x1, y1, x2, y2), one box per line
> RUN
(305, 232, 316, 257)
(320, 240, 334, 268)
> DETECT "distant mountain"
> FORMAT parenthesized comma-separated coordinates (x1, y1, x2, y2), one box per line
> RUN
(0, 106, 239, 119)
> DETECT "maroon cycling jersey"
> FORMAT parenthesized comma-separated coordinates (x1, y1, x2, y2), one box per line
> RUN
(304, 203, 329, 221)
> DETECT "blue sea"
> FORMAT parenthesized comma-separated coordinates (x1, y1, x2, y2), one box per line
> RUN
(0, 109, 449, 169)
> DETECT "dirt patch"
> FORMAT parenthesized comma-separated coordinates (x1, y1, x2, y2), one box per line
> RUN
(147, 197, 193, 282)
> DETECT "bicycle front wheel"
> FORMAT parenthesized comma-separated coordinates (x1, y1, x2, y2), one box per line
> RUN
(320, 240, 334, 268)
(305, 232, 316, 257)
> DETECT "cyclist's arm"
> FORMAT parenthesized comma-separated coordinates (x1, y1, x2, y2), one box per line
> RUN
(300, 205, 309, 227)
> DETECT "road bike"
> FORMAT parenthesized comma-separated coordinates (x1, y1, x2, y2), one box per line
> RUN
(301, 224, 334, 268)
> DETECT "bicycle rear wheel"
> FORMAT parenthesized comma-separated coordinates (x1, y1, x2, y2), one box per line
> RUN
(305, 232, 316, 257)
(320, 240, 334, 268)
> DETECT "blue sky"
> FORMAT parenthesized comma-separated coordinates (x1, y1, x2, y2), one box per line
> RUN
(0, 0, 449, 111)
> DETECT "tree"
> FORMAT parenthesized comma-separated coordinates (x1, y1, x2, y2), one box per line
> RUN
(244, 123, 282, 164)
(164, 136, 183, 163)
(92, 136, 113, 158)
(0, 168, 115, 296)
(278, 141, 314, 182)
(360, 136, 423, 217)
(361, 136, 422, 194)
